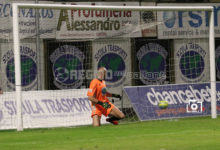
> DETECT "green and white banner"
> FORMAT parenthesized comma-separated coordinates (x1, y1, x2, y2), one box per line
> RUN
(136, 42, 168, 84)
(0, 42, 39, 91)
(49, 44, 85, 89)
(92, 39, 132, 94)
(174, 39, 210, 83)
(0, 39, 45, 91)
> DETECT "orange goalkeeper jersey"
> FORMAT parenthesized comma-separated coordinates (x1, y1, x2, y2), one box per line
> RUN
(87, 79, 110, 103)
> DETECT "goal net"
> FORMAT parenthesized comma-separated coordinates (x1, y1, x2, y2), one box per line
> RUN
(0, 1, 216, 131)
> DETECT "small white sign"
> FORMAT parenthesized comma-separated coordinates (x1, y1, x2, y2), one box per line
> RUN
(186, 99, 203, 113)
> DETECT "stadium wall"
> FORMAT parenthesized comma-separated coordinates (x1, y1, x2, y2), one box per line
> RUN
(0, 1, 220, 127)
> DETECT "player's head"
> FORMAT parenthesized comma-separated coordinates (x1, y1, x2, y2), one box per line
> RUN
(97, 67, 106, 80)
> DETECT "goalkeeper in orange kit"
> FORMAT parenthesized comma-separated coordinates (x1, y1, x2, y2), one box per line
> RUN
(87, 67, 125, 127)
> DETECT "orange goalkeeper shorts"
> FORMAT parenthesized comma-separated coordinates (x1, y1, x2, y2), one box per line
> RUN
(91, 102, 115, 117)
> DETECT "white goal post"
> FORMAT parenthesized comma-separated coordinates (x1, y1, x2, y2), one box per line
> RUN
(12, 3, 216, 131)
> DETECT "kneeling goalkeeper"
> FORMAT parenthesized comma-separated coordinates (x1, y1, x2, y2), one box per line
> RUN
(87, 67, 125, 127)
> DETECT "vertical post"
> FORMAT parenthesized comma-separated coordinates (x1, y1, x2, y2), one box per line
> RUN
(35, 0, 41, 90)
(209, 8, 217, 119)
(12, 4, 23, 131)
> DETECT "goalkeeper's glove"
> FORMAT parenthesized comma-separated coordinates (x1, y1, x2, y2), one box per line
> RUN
(97, 101, 111, 109)
(112, 94, 121, 99)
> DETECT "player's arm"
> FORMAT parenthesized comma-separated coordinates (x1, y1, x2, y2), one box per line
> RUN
(106, 92, 121, 99)
(106, 92, 112, 97)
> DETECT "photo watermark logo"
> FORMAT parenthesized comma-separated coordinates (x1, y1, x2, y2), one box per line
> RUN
(57, 70, 166, 81)
(186, 99, 203, 113)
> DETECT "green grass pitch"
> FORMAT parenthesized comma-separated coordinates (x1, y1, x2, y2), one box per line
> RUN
(0, 116, 220, 150)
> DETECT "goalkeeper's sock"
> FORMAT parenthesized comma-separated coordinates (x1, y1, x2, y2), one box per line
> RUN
(106, 119, 118, 125)
(106, 116, 120, 125)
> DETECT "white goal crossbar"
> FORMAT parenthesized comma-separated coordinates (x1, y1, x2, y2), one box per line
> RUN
(12, 3, 216, 131)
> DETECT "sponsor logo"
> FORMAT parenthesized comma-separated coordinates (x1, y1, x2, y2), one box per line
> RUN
(142, 11, 155, 24)
(145, 85, 212, 106)
(176, 43, 206, 82)
(141, 11, 156, 36)
(0, 89, 95, 128)
(186, 99, 203, 113)
(50, 45, 85, 89)
(95, 44, 127, 88)
(0, 2, 53, 18)
(160, 6, 220, 38)
(137, 43, 167, 84)
(6, 55, 37, 86)
(3, 97, 91, 116)
(163, 11, 175, 28)
(163, 6, 220, 29)
(101, 87, 107, 96)
(2, 46, 37, 90)
(56, 3, 132, 32)
(124, 83, 220, 120)
(98, 53, 125, 82)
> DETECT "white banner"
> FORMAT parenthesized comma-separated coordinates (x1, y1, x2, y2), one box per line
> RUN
(140, 2, 157, 37)
(174, 39, 210, 83)
(0, 0, 56, 39)
(0, 89, 105, 129)
(0, 1, 144, 39)
(157, 3, 220, 39)
(55, 2, 141, 39)
(92, 39, 132, 95)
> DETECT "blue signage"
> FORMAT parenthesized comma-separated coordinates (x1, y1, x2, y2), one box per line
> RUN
(98, 53, 125, 82)
(50, 45, 85, 89)
(6, 55, 37, 86)
(179, 51, 204, 79)
(163, 6, 220, 29)
(124, 83, 220, 121)
(136, 43, 167, 84)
